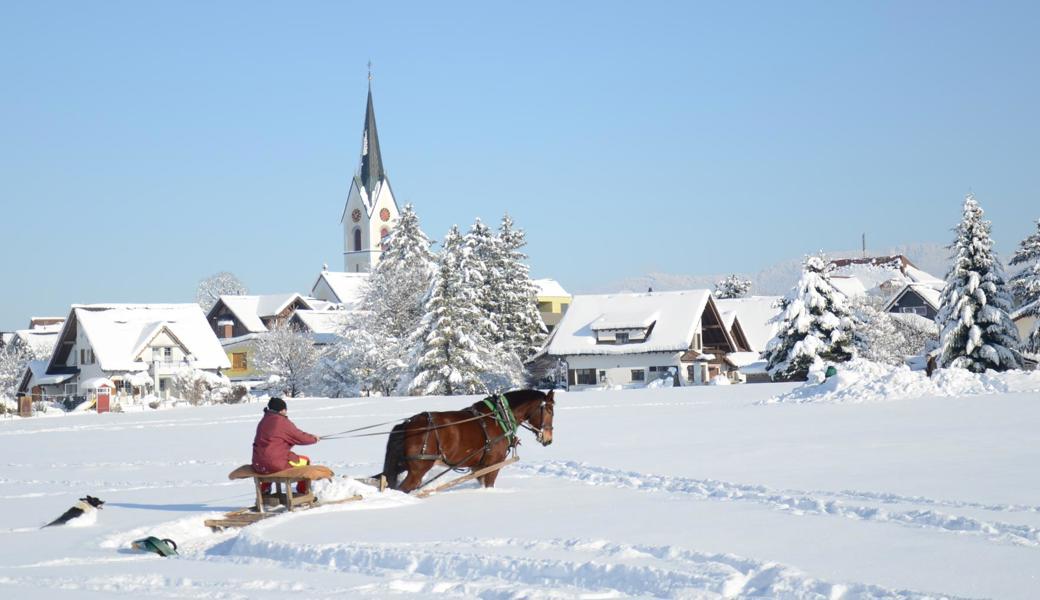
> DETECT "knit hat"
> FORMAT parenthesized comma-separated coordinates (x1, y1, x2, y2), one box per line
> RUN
(267, 397, 287, 413)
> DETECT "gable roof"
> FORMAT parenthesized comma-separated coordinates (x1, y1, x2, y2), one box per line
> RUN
(10, 327, 61, 357)
(214, 293, 311, 333)
(714, 296, 783, 353)
(884, 284, 942, 312)
(534, 278, 570, 298)
(831, 255, 944, 293)
(49, 304, 230, 372)
(291, 310, 353, 345)
(311, 271, 369, 309)
(546, 290, 713, 356)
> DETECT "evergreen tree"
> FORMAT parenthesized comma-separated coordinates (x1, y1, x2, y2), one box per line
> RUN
(465, 219, 504, 344)
(341, 204, 437, 393)
(935, 196, 1022, 371)
(496, 214, 548, 360)
(764, 254, 855, 381)
(1008, 219, 1040, 353)
(406, 226, 495, 396)
(714, 274, 752, 299)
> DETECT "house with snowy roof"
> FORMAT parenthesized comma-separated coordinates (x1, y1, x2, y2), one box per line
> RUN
(831, 255, 944, 297)
(884, 283, 942, 320)
(534, 278, 571, 334)
(1013, 301, 1038, 352)
(289, 309, 352, 346)
(310, 268, 369, 310)
(545, 290, 749, 389)
(205, 293, 316, 381)
(5, 318, 65, 359)
(17, 304, 229, 405)
(714, 296, 783, 353)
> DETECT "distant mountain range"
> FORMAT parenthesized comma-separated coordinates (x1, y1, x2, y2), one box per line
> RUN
(588, 243, 953, 297)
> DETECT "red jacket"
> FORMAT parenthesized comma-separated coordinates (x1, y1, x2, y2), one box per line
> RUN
(252, 409, 318, 474)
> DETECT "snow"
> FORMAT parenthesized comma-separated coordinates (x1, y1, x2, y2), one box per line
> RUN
(25, 360, 74, 386)
(715, 296, 783, 352)
(3, 385, 1040, 599)
(73, 305, 231, 371)
(768, 358, 1040, 404)
(829, 276, 867, 299)
(312, 271, 369, 309)
(291, 309, 350, 339)
(533, 278, 569, 298)
(9, 327, 61, 357)
(218, 294, 309, 333)
(547, 290, 711, 356)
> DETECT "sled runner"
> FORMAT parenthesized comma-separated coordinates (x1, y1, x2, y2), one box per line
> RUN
(203, 464, 364, 530)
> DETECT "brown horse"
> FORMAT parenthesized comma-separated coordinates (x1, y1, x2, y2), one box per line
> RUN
(381, 389, 555, 493)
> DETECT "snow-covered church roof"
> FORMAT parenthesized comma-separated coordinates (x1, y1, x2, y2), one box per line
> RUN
(546, 290, 712, 356)
(50, 304, 230, 372)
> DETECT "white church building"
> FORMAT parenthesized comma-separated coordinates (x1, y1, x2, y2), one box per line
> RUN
(339, 82, 401, 273)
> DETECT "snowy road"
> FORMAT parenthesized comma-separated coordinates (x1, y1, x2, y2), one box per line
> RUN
(2, 385, 1039, 598)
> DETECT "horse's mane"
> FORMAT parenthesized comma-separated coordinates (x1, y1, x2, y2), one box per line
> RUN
(470, 389, 548, 411)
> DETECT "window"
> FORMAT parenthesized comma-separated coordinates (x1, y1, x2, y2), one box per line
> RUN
(163, 348, 173, 361)
(353, 228, 362, 252)
(380, 227, 390, 250)
(65, 383, 78, 397)
(79, 349, 85, 364)
(222, 324, 233, 338)
(560, 303, 569, 314)
(89, 349, 95, 364)
(537, 301, 552, 313)
(232, 352, 248, 370)
(615, 332, 629, 344)
(575, 369, 597, 385)
(693, 333, 703, 351)
(598, 370, 607, 382)
(631, 369, 645, 382)
(900, 306, 927, 316)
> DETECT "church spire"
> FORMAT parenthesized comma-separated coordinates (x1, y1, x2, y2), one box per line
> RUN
(359, 66, 385, 194)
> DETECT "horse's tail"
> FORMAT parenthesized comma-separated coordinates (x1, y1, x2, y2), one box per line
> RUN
(381, 422, 407, 490)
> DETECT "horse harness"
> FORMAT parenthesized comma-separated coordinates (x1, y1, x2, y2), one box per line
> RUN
(403, 395, 521, 470)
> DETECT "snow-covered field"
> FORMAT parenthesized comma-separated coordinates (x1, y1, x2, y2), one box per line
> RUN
(3, 383, 1040, 599)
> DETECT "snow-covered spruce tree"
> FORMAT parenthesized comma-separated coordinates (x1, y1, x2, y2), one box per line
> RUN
(1009, 219, 1040, 353)
(254, 322, 319, 397)
(406, 226, 516, 396)
(317, 312, 404, 397)
(347, 204, 439, 392)
(764, 254, 855, 381)
(935, 196, 1022, 371)
(465, 219, 504, 345)
(196, 272, 248, 313)
(497, 214, 548, 361)
(714, 274, 752, 299)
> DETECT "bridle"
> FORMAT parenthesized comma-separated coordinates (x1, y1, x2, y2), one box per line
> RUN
(519, 398, 554, 444)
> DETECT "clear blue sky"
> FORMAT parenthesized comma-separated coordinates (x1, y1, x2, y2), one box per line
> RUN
(2, 1, 1038, 330)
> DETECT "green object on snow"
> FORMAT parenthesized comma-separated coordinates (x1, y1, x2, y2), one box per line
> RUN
(824, 366, 838, 378)
(131, 536, 178, 557)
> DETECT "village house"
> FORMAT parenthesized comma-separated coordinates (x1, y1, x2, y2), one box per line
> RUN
(310, 268, 368, 309)
(18, 304, 228, 406)
(534, 278, 571, 334)
(545, 290, 749, 389)
(1013, 301, 1038, 352)
(4, 317, 65, 359)
(205, 293, 317, 382)
(288, 309, 352, 346)
(884, 283, 942, 320)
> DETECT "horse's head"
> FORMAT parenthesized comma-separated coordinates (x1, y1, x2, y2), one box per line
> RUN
(523, 390, 555, 446)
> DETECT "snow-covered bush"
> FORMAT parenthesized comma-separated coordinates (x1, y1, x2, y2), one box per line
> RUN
(172, 368, 233, 405)
(254, 322, 319, 397)
(764, 254, 855, 381)
(714, 274, 752, 299)
(853, 296, 938, 365)
(0, 343, 31, 403)
(935, 196, 1022, 372)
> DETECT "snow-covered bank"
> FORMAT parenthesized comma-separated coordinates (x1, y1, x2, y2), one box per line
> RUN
(768, 358, 1040, 404)
(3, 385, 1040, 599)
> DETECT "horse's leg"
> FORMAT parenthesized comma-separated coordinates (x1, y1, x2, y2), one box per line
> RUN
(398, 460, 433, 493)
(480, 468, 502, 488)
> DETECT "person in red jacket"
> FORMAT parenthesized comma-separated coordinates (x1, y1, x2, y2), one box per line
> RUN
(252, 397, 320, 494)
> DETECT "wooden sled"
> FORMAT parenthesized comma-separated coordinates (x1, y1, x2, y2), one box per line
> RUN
(204, 464, 364, 531)
(414, 456, 519, 498)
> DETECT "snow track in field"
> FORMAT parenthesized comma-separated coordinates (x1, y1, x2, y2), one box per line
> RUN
(521, 461, 1040, 547)
(211, 534, 970, 599)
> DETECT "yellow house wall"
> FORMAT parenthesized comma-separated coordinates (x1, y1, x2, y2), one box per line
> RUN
(223, 343, 259, 379)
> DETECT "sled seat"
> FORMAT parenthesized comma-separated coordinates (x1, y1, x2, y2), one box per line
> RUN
(228, 464, 334, 513)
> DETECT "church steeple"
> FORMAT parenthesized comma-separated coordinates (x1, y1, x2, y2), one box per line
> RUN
(359, 81, 385, 194)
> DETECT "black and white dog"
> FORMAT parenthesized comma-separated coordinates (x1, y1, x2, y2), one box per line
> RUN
(43, 495, 105, 527)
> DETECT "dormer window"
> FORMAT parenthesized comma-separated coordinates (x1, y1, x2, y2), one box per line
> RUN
(615, 332, 629, 344)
